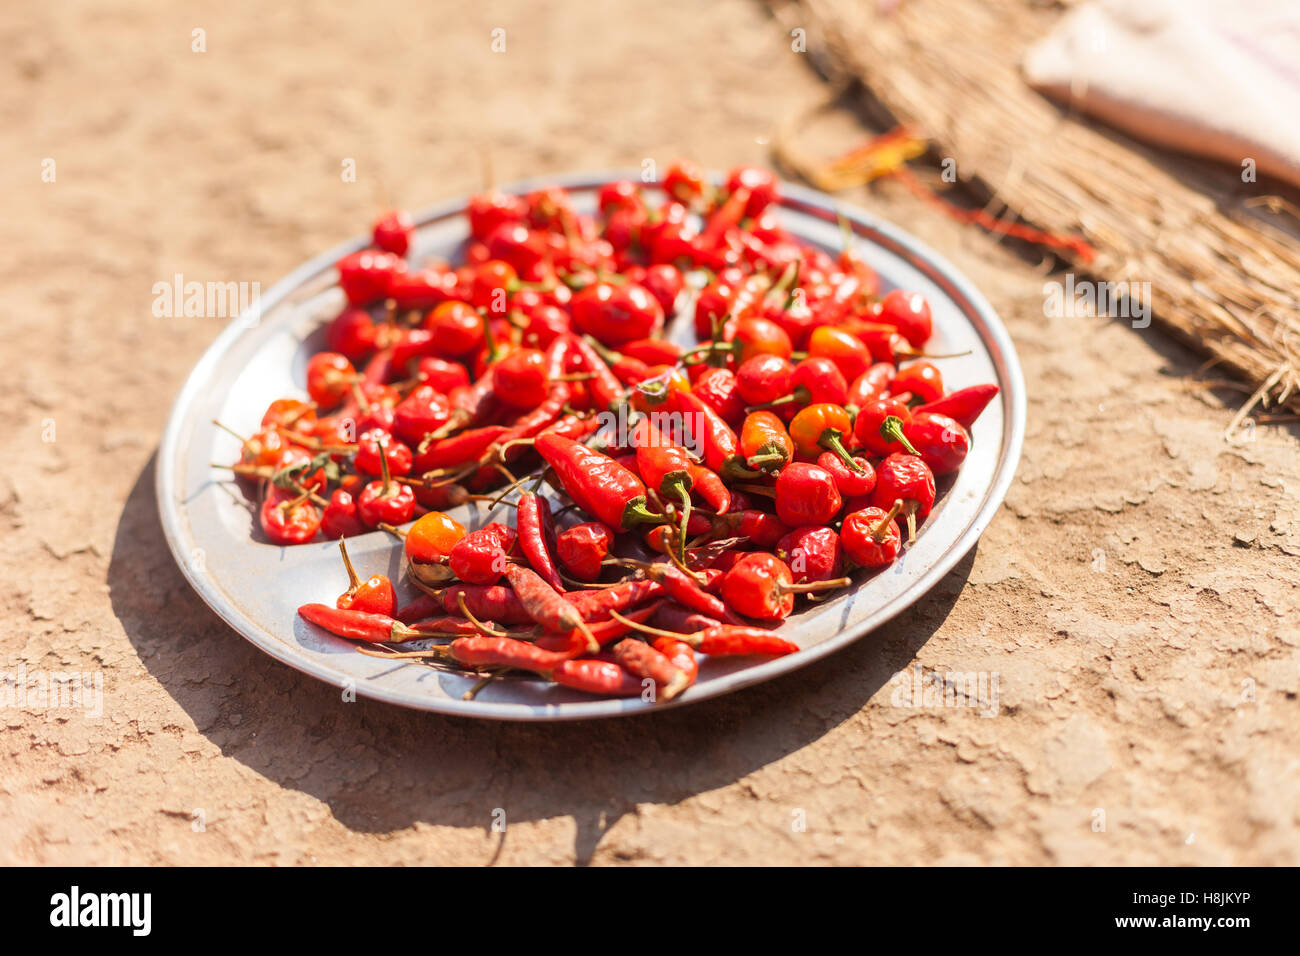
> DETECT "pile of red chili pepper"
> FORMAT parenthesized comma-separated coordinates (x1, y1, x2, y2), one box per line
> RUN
(217, 161, 998, 702)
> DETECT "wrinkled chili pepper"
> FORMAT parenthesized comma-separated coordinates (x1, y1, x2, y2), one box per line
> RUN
(516, 492, 564, 592)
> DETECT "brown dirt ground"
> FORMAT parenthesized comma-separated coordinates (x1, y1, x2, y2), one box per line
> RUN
(2, 0, 1298, 865)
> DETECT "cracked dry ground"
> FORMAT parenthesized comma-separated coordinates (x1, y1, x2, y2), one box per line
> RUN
(3, 0, 1298, 865)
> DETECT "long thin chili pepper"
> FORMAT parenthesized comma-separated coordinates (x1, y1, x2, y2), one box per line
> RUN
(534, 432, 664, 531)
(613, 638, 691, 700)
(414, 425, 508, 470)
(298, 603, 420, 643)
(614, 560, 743, 625)
(610, 611, 799, 656)
(551, 658, 644, 696)
(566, 334, 625, 410)
(516, 492, 564, 592)
(426, 584, 535, 625)
(503, 564, 599, 651)
(667, 390, 757, 481)
(564, 578, 665, 621)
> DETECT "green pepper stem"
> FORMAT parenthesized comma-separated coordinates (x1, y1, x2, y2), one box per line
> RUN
(878, 416, 920, 456)
(820, 430, 866, 474)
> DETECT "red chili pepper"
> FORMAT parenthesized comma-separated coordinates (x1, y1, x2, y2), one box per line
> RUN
(903, 412, 970, 476)
(776, 525, 845, 584)
(565, 333, 625, 410)
(555, 521, 612, 582)
(651, 602, 722, 634)
(892, 361, 945, 404)
(624, 561, 743, 626)
(551, 658, 644, 696)
(320, 489, 365, 539)
(412, 425, 509, 473)
(260, 487, 321, 545)
(445, 635, 581, 673)
(847, 362, 896, 409)
(913, 384, 999, 430)
(876, 290, 933, 348)
(335, 538, 396, 616)
(774, 461, 842, 527)
(688, 462, 731, 514)
(612, 610, 801, 657)
(565, 578, 664, 621)
(535, 432, 663, 531)
(692, 367, 747, 427)
(807, 326, 870, 383)
(720, 553, 849, 622)
(841, 500, 904, 568)
(666, 390, 756, 481)
(298, 603, 419, 643)
(433, 584, 535, 625)
(787, 402, 865, 475)
(853, 397, 921, 457)
(651, 635, 698, 686)
(612, 638, 691, 700)
(816, 450, 876, 498)
(394, 593, 443, 624)
(503, 564, 599, 651)
(872, 453, 936, 540)
(516, 492, 564, 592)
(448, 522, 516, 585)
(738, 410, 794, 473)
(734, 354, 795, 407)
(356, 442, 416, 527)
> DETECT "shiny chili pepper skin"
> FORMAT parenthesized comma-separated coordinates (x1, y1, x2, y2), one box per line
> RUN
(337, 249, 404, 306)
(260, 488, 321, 545)
(566, 334, 626, 410)
(449, 522, 516, 585)
(689, 622, 800, 656)
(787, 403, 862, 473)
(848, 363, 896, 409)
(841, 503, 903, 568)
(354, 430, 413, 478)
(306, 352, 356, 409)
(320, 489, 366, 540)
(357, 478, 415, 527)
(776, 525, 845, 584)
(774, 461, 842, 527)
(876, 289, 933, 348)
(872, 453, 936, 524)
(535, 432, 662, 531)
(913, 384, 999, 430)
(688, 462, 731, 514)
(903, 412, 970, 476)
(651, 635, 698, 686)
(807, 326, 871, 383)
(335, 539, 397, 616)
(298, 603, 417, 643)
(516, 492, 564, 592)
(853, 397, 921, 457)
(817, 451, 876, 498)
(666, 390, 755, 481)
(404, 510, 467, 565)
(394, 593, 443, 625)
(739, 411, 794, 473)
(556, 521, 614, 581)
(892, 361, 945, 404)
(693, 367, 747, 427)
(734, 354, 794, 407)
(720, 553, 799, 622)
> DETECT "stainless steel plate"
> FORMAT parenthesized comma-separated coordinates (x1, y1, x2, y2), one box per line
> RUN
(156, 172, 1025, 720)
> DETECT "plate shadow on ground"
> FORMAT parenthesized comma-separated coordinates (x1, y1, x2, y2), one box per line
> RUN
(112, 454, 975, 864)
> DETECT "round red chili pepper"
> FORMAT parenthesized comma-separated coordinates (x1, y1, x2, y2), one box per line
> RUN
(356, 442, 415, 528)
(354, 429, 413, 478)
(903, 412, 970, 476)
(326, 307, 377, 360)
(321, 489, 365, 540)
(776, 525, 845, 584)
(847, 362, 896, 409)
(734, 354, 795, 408)
(424, 300, 486, 356)
(841, 500, 904, 568)
(449, 522, 517, 585)
(692, 367, 747, 427)
(876, 289, 933, 348)
(337, 249, 404, 306)
(260, 487, 321, 545)
(570, 281, 664, 345)
(816, 450, 876, 498)
(492, 347, 550, 408)
(853, 397, 921, 457)
(774, 461, 842, 527)
(392, 386, 452, 447)
(306, 352, 356, 409)
(335, 538, 397, 616)
(372, 209, 414, 256)
(807, 326, 871, 383)
(892, 361, 945, 404)
(556, 521, 614, 582)
(872, 452, 936, 541)
(721, 552, 849, 622)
